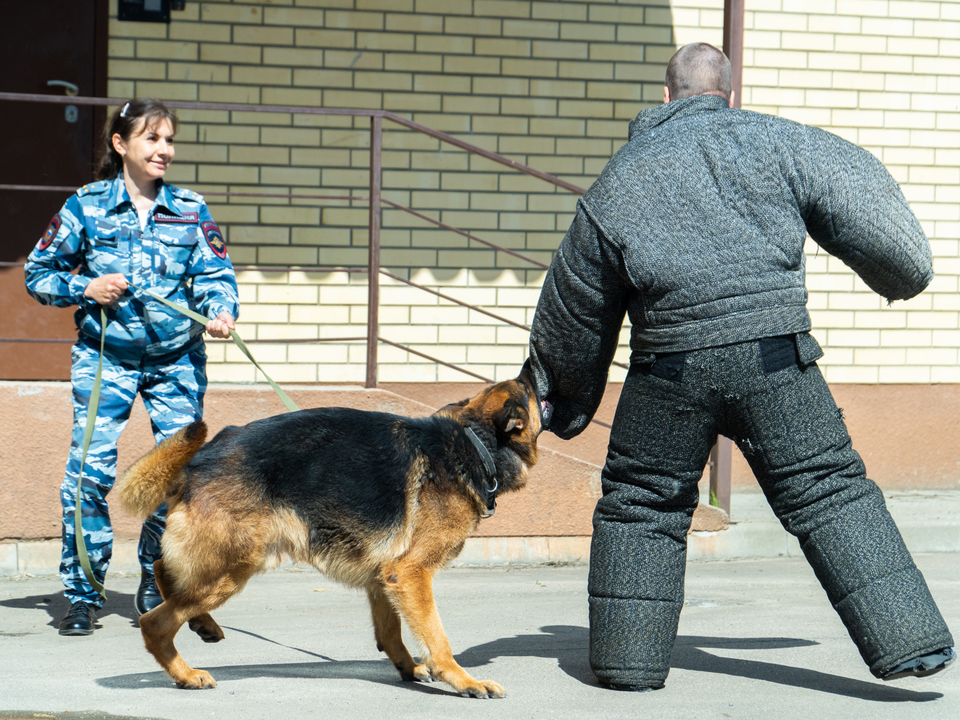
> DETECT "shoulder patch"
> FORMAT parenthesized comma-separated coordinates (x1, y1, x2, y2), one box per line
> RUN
(202, 221, 228, 259)
(39, 214, 62, 251)
(156, 212, 199, 224)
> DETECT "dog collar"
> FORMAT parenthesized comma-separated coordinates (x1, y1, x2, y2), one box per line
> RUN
(464, 426, 498, 516)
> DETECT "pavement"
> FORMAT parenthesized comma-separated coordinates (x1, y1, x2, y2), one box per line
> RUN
(1, 547, 958, 720)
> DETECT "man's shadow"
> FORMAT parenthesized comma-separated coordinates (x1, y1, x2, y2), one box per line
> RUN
(453, 625, 942, 703)
(0, 589, 141, 631)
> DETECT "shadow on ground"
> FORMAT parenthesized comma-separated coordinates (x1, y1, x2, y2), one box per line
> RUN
(0, 589, 140, 631)
(92, 623, 941, 702)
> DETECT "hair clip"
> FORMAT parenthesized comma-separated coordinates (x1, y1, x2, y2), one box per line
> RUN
(120, 102, 130, 118)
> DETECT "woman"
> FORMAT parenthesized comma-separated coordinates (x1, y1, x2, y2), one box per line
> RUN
(25, 98, 240, 636)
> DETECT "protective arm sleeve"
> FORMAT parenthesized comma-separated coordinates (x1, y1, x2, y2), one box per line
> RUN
(23, 196, 92, 308)
(798, 127, 933, 302)
(189, 203, 240, 321)
(528, 202, 629, 440)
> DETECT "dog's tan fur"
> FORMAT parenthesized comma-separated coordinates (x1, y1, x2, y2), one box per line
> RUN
(116, 371, 541, 698)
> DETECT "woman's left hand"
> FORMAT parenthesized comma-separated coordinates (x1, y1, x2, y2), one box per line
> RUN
(205, 312, 235, 339)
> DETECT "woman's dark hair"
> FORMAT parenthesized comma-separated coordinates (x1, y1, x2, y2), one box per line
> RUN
(95, 98, 179, 181)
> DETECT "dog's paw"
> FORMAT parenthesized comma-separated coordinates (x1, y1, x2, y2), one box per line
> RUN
(188, 618, 225, 643)
(175, 670, 217, 690)
(459, 680, 505, 699)
(400, 663, 433, 682)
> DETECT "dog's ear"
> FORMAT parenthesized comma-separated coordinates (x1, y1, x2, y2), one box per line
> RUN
(493, 400, 526, 435)
(519, 357, 534, 386)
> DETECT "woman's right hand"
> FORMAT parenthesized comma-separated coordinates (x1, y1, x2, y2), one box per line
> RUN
(83, 273, 129, 305)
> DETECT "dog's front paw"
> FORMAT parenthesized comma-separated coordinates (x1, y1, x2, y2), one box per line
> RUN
(459, 680, 505, 699)
(175, 670, 217, 689)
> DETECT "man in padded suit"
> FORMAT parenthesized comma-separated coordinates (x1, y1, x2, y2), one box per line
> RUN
(527, 42, 955, 691)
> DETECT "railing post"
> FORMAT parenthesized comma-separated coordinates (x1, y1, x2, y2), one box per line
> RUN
(709, 435, 733, 515)
(723, 0, 745, 109)
(366, 115, 382, 388)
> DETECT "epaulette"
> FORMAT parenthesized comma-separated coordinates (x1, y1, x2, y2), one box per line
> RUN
(76, 180, 111, 197)
(169, 185, 203, 203)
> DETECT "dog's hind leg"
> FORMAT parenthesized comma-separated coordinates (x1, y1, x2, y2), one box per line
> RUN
(382, 562, 505, 699)
(367, 583, 430, 682)
(139, 600, 217, 689)
(154, 558, 225, 644)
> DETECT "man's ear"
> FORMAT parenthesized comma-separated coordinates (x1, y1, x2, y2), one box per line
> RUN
(663, 86, 671, 104)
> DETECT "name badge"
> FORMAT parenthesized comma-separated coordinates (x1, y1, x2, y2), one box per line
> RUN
(156, 212, 199, 224)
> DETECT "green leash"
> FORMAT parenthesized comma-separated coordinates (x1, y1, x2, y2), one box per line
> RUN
(74, 286, 300, 599)
(74, 307, 109, 599)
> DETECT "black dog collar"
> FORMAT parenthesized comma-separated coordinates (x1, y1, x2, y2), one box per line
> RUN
(464, 426, 498, 516)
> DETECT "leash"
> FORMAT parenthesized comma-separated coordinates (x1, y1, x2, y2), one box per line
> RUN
(74, 285, 300, 598)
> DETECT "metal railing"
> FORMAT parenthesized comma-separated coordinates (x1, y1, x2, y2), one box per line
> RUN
(0, 91, 733, 513)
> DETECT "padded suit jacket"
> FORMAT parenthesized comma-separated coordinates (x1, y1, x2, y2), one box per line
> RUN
(529, 94, 933, 439)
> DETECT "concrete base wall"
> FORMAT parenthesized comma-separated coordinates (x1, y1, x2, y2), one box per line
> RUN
(2, 381, 957, 558)
(0, 380, 610, 543)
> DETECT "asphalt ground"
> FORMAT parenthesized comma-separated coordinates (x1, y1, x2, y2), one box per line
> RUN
(0, 553, 957, 720)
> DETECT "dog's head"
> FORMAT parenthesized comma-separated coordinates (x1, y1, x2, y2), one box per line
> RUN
(437, 360, 542, 497)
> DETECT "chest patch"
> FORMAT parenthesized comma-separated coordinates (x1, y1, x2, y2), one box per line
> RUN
(39, 214, 62, 251)
(156, 212, 199, 224)
(202, 221, 227, 259)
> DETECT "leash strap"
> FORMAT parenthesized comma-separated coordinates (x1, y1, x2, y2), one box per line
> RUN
(73, 286, 301, 598)
(129, 282, 300, 413)
(74, 306, 109, 599)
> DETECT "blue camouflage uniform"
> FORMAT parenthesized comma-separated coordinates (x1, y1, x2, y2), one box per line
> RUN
(24, 173, 240, 608)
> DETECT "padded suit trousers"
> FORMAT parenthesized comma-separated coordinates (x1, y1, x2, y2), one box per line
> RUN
(589, 335, 954, 688)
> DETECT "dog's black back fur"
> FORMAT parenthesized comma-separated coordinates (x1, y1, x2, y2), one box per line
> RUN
(181, 408, 507, 539)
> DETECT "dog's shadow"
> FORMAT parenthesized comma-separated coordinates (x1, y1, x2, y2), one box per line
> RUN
(0, 590, 141, 631)
(90, 622, 941, 702)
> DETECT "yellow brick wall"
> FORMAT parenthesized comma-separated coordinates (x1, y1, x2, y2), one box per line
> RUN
(105, 0, 960, 385)
(736, 0, 960, 383)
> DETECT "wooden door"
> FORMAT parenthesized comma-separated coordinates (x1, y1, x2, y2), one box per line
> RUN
(0, 1, 108, 379)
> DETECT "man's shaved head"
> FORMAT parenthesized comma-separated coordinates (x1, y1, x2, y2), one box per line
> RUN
(665, 43, 733, 101)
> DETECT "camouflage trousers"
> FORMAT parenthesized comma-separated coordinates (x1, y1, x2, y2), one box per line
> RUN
(60, 339, 207, 608)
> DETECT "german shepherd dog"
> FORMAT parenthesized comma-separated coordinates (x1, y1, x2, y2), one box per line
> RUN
(116, 367, 542, 698)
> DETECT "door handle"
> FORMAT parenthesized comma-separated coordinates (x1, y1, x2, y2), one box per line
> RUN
(47, 80, 79, 97)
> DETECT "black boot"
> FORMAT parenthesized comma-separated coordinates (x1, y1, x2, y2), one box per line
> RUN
(59, 601, 96, 636)
(135, 573, 163, 617)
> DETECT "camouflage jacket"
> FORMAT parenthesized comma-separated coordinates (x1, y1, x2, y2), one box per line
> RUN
(529, 94, 933, 438)
(25, 174, 240, 362)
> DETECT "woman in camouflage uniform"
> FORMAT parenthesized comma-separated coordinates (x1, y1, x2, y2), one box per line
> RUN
(25, 98, 240, 636)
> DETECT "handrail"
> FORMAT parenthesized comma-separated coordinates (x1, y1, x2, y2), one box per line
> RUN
(0, 90, 727, 510)
(0, 92, 586, 195)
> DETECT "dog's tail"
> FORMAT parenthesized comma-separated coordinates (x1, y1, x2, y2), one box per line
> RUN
(116, 420, 208, 518)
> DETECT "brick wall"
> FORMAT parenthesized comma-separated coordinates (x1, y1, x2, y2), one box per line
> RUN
(105, 0, 960, 384)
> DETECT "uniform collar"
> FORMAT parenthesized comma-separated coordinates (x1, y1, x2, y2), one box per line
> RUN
(627, 94, 731, 140)
(154, 182, 180, 216)
(105, 173, 179, 216)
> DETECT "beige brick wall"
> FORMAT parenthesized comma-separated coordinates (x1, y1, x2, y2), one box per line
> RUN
(105, 0, 960, 385)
